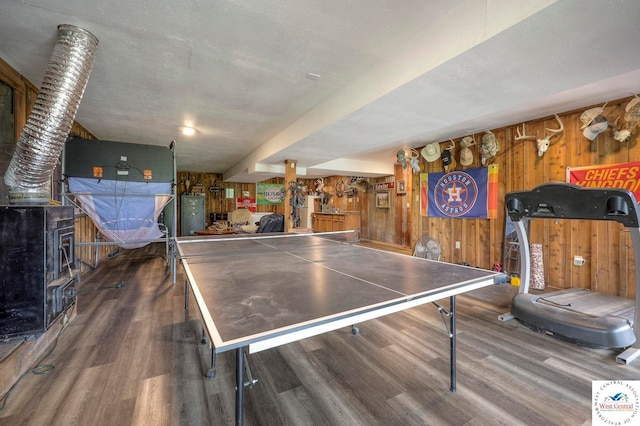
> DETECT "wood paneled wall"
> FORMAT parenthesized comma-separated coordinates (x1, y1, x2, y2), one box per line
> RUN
(409, 96, 639, 298)
(1, 57, 96, 144)
(364, 169, 414, 247)
(315, 175, 363, 213)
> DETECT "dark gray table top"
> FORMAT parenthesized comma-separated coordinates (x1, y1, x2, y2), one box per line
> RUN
(177, 233, 503, 352)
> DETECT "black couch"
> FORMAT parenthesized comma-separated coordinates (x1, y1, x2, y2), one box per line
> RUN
(256, 214, 284, 233)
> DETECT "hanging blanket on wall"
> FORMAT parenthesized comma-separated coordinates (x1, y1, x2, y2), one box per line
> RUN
(68, 177, 171, 249)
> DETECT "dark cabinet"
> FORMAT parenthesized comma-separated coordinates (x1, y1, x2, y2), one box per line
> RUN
(181, 194, 205, 236)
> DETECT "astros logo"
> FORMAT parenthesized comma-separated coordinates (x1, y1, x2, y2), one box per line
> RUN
(434, 171, 478, 216)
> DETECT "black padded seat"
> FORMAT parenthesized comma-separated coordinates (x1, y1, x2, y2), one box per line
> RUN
(256, 214, 284, 233)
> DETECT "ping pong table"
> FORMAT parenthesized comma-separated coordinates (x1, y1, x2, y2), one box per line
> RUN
(177, 231, 505, 425)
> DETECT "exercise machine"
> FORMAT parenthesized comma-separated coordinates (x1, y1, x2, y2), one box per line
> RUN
(499, 183, 640, 364)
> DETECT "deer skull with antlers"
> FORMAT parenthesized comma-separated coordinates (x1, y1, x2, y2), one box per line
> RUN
(611, 117, 636, 143)
(515, 114, 564, 157)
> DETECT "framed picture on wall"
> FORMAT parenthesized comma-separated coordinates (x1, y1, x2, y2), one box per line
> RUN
(396, 180, 406, 195)
(375, 191, 390, 208)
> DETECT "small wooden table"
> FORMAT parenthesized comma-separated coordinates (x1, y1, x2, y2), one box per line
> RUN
(194, 229, 236, 235)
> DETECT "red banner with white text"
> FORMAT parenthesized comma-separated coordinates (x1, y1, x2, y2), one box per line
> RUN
(566, 161, 640, 202)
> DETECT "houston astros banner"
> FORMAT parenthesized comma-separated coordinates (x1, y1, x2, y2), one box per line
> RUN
(420, 165, 499, 218)
(566, 161, 640, 201)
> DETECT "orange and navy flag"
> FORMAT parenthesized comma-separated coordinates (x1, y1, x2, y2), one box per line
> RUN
(421, 165, 498, 219)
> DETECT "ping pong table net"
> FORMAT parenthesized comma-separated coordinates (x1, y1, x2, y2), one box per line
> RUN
(311, 229, 360, 243)
(254, 228, 360, 243)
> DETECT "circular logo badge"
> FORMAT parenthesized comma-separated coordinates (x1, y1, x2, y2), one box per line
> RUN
(593, 380, 639, 425)
(433, 171, 478, 217)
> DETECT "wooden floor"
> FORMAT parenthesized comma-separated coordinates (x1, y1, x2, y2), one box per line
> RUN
(1, 242, 639, 425)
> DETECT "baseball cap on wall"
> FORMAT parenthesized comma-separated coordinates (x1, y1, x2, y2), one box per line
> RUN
(460, 147, 473, 166)
(583, 115, 608, 140)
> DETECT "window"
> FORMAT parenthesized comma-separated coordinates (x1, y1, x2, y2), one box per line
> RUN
(0, 79, 15, 203)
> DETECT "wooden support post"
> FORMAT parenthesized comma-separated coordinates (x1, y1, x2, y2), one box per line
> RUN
(284, 160, 297, 232)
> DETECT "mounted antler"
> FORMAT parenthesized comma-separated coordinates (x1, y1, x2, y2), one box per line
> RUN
(346, 177, 369, 194)
(539, 114, 564, 155)
(515, 114, 563, 157)
(611, 117, 636, 143)
(515, 124, 536, 141)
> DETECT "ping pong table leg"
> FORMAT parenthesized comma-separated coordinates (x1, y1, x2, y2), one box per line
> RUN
(450, 295, 456, 393)
(184, 278, 189, 310)
(236, 347, 245, 426)
(206, 348, 216, 378)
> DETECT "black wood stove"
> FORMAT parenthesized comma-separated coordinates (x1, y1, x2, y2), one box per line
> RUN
(0, 205, 77, 340)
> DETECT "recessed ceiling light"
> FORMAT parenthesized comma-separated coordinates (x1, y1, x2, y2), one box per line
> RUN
(306, 72, 321, 80)
(181, 126, 196, 136)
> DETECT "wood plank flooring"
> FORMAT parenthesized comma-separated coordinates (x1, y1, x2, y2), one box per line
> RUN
(1, 243, 639, 425)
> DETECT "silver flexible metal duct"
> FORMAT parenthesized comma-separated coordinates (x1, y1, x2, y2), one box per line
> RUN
(4, 24, 98, 204)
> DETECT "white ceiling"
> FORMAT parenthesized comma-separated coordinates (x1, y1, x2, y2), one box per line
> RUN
(1, 0, 640, 182)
